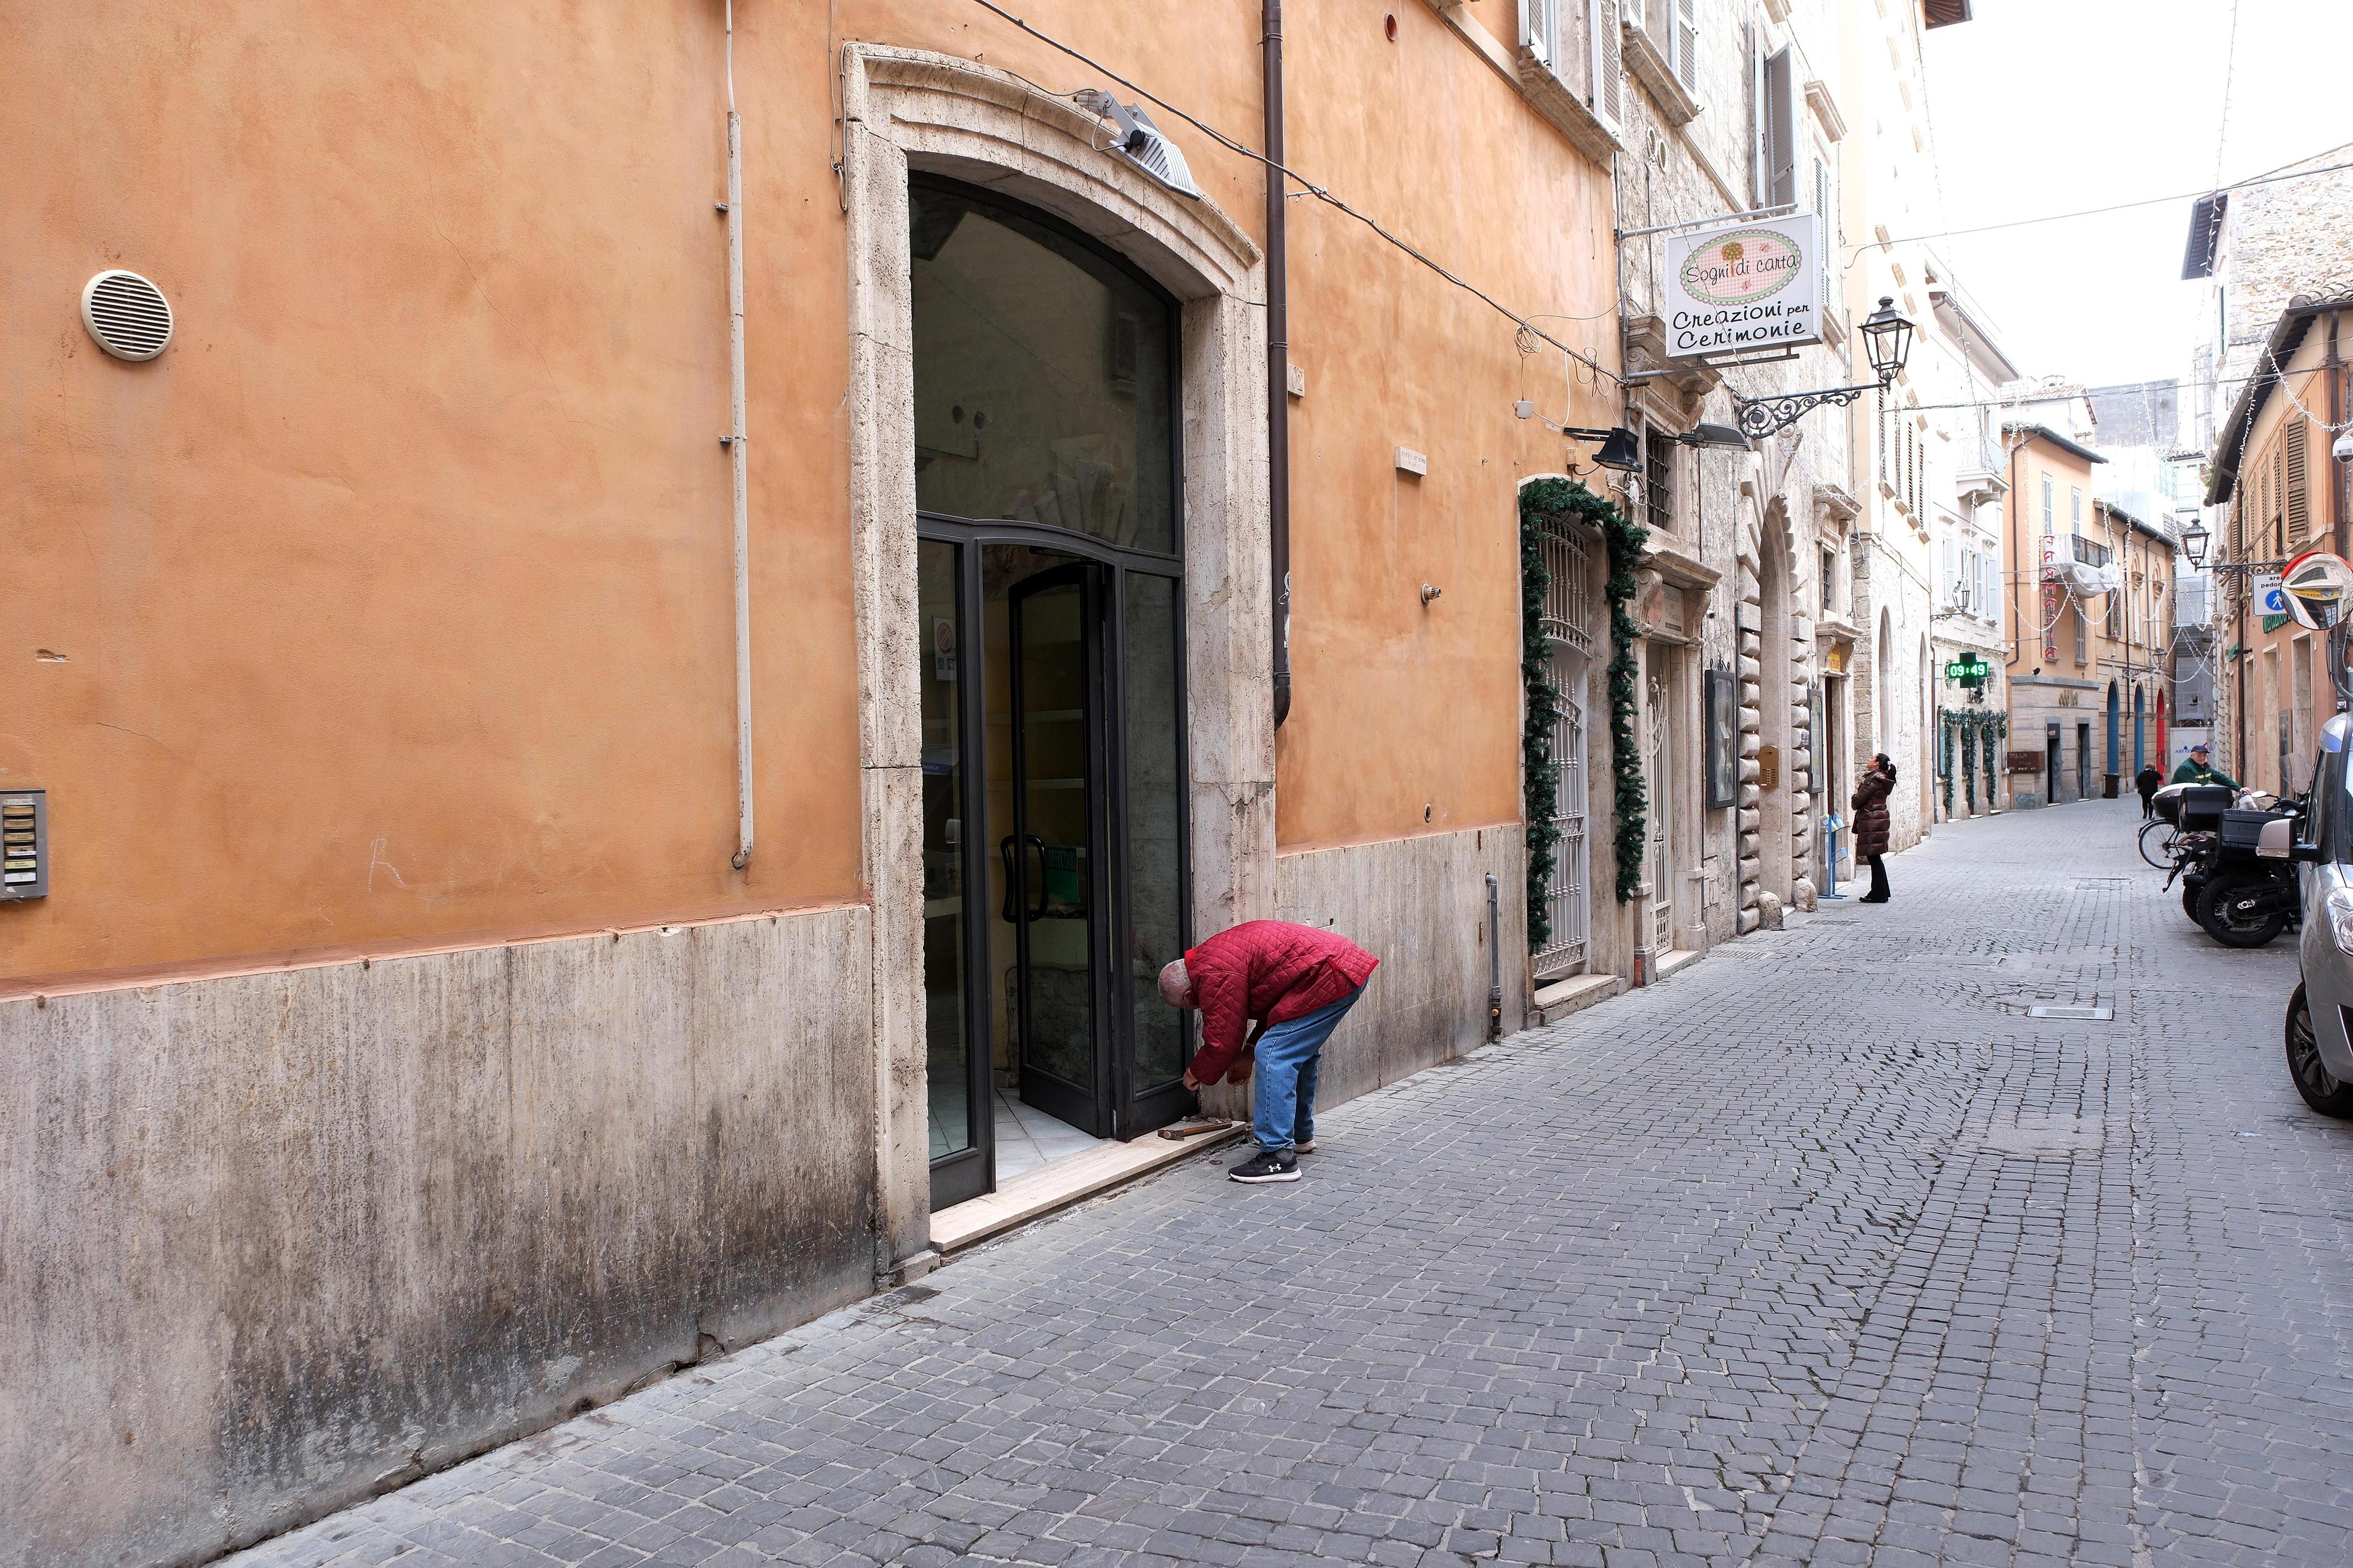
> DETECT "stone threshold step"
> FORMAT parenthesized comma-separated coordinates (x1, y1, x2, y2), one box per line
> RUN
(931, 1123, 1248, 1255)
(1532, 971, 1624, 1026)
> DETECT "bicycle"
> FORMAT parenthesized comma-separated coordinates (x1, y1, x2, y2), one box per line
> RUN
(2138, 815, 2178, 869)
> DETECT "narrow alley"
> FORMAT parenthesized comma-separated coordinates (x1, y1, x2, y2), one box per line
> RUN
(230, 797, 2348, 1568)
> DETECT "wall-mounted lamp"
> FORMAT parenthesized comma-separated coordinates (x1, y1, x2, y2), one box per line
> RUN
(1729, 296, 1915, 440)
(1674, 423, 1754, 452)
(1563, 426, 1642, 471)
(2179, 514, 2210, 568)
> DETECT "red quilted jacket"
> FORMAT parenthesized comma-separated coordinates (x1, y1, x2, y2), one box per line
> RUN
(1185, 920, 1379, 1087)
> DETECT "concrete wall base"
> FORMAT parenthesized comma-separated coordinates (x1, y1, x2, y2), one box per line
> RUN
(0, 908, 877, 1568)
(1269, 823, 1531, 1109)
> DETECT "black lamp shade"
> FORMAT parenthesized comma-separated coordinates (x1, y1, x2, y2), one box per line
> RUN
(1861, 296, 1913, 383)
(1591, 426, 1642, 471)
(2181, 519, 2209, 566)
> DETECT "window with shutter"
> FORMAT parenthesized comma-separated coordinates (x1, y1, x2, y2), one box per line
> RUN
(1761, 46, 1796, 209)
(1944, 536, 1960, 607)
(2042, 475, 2054, 533)
(1815, 160, 1834, 318)
(1674, 0, 1697, 88)
(1592, 0, 1624, 132)
(2287, 421, 2310, 545)
(1524, 0, 1557, 67)
(2272, 440, 2286, 556)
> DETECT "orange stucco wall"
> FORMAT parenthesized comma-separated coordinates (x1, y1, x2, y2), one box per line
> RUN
(2, 1, 1615, 990)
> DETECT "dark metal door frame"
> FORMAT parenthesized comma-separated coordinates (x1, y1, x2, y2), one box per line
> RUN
(918, 522, 1196, 1209)
(927, 539, 995, 1213)
(1005, 562, 1112, 1135)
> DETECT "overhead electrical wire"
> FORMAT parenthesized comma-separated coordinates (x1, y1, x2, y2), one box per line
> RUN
(1841, 156, 2353, 268)
(960, 0, 1624, 388)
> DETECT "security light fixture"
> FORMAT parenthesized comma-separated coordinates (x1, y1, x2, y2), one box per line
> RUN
(1562, 425, 1642, 471)
(1675, 422, 1754, 451)
(1073, 91, 1202, 198)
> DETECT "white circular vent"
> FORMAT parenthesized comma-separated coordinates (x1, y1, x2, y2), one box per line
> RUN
(81, 270, 174, 361)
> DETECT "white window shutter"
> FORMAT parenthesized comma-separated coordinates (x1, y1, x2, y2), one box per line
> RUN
(1815, 159, 1834, 317)
(1525, 0, 1555, 68)
(1751, 25, 1768, 201)
(1596, 0, 1624, 131)
(1673, 0, 1698, 89)
(1764, 47, 1797, 209)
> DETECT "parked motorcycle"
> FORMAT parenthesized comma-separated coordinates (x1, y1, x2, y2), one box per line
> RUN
(2194, 796, 2307, 948)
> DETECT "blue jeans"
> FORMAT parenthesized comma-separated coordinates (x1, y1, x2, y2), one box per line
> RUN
(1251, 987, 1364, 1153)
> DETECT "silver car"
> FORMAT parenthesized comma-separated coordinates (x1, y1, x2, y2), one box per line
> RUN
(2280, 712, 2353, 1116)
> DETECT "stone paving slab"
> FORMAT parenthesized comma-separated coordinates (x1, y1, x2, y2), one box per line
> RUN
(229, 798, 2353, 1566)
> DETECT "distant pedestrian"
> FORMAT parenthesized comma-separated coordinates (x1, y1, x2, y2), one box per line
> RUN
(1852, 752, 1896, 904)
(1160, 920, 1379, 1185)
(2135, 762, 2164, 816)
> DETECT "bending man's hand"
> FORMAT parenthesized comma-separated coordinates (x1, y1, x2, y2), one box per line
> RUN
(1182, 1069, 1201, 1092)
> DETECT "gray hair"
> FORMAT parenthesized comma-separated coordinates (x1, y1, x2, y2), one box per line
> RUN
(1157, 959, 1191, 1006)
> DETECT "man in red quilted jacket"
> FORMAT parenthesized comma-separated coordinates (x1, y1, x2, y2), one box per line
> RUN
(1158, 920, 1379, 1184)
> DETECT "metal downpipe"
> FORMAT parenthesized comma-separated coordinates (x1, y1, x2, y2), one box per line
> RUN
(1265, 0, 1292, 729)
(724, 2, 754, 870)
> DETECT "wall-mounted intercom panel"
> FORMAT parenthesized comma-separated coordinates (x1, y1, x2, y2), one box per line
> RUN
(2, 790, 47, 900)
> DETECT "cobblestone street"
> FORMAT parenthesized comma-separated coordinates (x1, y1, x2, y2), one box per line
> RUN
(233, 797, 2353, 1568)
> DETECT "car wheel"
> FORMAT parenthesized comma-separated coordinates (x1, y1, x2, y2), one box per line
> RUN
(2198, 873, 2289, 948)
(2287, 984, 2353, 1117)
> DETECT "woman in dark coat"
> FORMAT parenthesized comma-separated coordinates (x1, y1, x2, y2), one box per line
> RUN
(1852, 752, 1896, 903)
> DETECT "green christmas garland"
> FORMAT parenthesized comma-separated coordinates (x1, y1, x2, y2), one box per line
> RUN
(1519, 478, 1651, 945)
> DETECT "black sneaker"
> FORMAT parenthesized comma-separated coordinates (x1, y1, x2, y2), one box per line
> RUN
(1228, 1149, 1301, 1183)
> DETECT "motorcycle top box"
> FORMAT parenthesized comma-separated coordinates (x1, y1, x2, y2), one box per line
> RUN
(2220, 807, 2297, 852)
(2155, 783, 2235, 830)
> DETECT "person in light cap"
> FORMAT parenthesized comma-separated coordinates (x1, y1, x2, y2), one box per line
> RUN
(1158, 920, 1378, 1185)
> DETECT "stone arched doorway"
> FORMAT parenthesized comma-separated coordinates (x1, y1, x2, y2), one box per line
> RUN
(841, 44, 1271, 1250)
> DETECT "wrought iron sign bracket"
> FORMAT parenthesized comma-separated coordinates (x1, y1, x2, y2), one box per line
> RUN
(1730, 377, 1892, 441)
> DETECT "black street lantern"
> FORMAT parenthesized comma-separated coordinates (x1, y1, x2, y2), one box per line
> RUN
(2180, 515, 2211, 568)
(1859, 296, 1914, 385)
(1729, 296, 1917, 441)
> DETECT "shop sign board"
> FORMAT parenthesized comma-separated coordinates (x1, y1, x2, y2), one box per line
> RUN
(1663, 215, 1823, 358)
